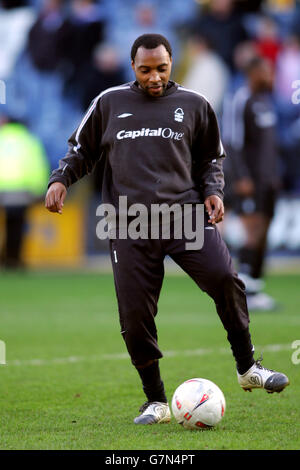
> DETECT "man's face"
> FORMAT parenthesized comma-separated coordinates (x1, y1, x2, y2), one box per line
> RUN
(250, 61, 274, 92)
(131, 45, 172, 97)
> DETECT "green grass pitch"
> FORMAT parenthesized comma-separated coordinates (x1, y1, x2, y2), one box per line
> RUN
(0, 269, 299, 450)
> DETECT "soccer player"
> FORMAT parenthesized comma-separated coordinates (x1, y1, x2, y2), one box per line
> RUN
(225, 57, 280, 310)
(45, 34, 289, 425)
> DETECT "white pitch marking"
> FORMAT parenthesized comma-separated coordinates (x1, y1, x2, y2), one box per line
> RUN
(6, 344, 292, 367)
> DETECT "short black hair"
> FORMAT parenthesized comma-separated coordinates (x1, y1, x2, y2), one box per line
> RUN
(131, 34, 172, 61)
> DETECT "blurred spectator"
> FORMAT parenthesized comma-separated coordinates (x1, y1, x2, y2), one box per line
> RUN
(104, 0, 197, 80)
(27, 0, 106, 102)
(190, 0, 249, 72)
(58, 0, 105, 102)
(182, 33, 230, 116)
(26, 0, 67, 73)
(223, 57, 280, 310)
(0, 0, 36, 79)
(0, 116, 49, 269)
(4, 0, 105, 168)
(254, 15, 282, 65)
(81, 43, 126, 110)
(264, 0, 298, 39)
(230, 40, 258, 90)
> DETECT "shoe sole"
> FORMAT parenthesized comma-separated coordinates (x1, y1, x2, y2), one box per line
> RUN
(242, 380, 290, 394)
(134, 416, 171, 425)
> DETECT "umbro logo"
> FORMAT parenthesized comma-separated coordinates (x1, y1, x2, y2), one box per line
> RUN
(117, 113, 133, 118)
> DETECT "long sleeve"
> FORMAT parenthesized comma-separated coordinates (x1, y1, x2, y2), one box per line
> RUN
(48, 97, 103, 189)
(192, 99, 226, 201)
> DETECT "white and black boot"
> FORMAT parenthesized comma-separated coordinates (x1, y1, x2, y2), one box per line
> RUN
(134, 401, 171, 424)
(237, 356, 289, 393)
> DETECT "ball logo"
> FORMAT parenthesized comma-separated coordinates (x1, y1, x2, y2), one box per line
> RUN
(195, 421, 210, 428)
(175, 398, 182, 409)
(184, 412, 192, 421)
(174, 108, 184, 122)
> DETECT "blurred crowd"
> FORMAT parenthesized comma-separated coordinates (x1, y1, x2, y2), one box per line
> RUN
(1, 0, 300, 190)
(1, 0, 300, 266)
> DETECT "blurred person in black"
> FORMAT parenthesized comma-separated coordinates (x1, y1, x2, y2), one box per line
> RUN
(58, 0, 105, 105)
(226, 56, 280, 311)
(190, 0, 248, 72)
(27, 0, 105, 106)
(27, 0, 67, 73)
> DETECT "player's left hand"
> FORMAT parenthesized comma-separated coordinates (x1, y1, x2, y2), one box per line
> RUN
(204, 195, 224, 224)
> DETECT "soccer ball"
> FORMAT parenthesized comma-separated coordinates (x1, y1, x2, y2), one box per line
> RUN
(171, 378, 226, 429)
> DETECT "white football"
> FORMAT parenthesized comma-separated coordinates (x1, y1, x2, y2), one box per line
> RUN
(171, 378, 226, 429)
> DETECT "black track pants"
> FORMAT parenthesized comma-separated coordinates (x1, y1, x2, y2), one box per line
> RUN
(109, 219, 250, 367)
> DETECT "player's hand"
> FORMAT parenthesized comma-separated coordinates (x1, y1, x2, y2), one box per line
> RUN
(234, 178, 255, 197)
(204, 195, 224, 224)
(45, 182, 67, 214)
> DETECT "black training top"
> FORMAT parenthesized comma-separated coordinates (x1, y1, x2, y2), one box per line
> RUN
(223, 86, 280, 188)
(48, 81, 226, 209)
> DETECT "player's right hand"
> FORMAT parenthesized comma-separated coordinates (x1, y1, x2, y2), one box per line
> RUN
(45, 182, 67, 214)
